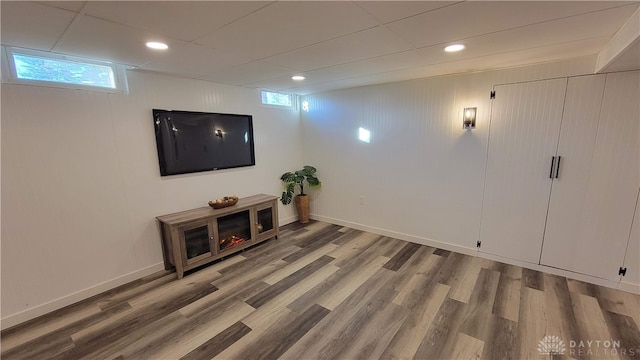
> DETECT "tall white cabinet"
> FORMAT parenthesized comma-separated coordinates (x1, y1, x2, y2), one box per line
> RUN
(622, 191, 640, 289)
(481, 71, 639, 285)
(479, 78, 567, 264)
(541, 72, 640, 281)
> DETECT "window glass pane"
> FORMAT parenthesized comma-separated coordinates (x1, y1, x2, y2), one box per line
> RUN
(261, 90, 292, 107)
(12, 53, 116, 89)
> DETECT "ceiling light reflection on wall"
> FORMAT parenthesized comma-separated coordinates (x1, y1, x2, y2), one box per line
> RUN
(358, 127, 371, 143)
(444, 44, 465, 52)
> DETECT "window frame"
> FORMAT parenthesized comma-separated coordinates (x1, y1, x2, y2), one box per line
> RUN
(1, 46, 129, 94)
(260, 89, 297, 109)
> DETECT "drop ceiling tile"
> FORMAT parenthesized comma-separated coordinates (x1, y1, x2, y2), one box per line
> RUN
(35, 1, 86, 13)
(139, 43, 255, 78)
(54, 15, 172, 66)
(344, 38, 607, 91)
(203, 61, 295, 86)
(1, 1, 76, 51)
(245, 75, 305, 92)
(426, 38, 606, 78)
(271, 48, 440, 92)
(356, 1, 459, 24)
(454, 5, 634, 59)
(388, 1, 638, 48)
(4, 1, 637, 97)
(196, 1, 379, 60)
(84, 1, 270, 42)
(263, 26, 414, 71)
(280, 38, 607, 95)
(278, 49, 425, 86)
(400, 5, 636, 69)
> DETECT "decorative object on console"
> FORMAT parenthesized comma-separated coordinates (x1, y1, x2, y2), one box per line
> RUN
(280, 165, 321, 224)
(208, 195, 239, 209)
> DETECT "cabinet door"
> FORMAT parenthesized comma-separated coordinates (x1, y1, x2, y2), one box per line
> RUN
(179, 219, 215, 266)
(541, 71, 639, 281)
(255, 201, 278, 241)
(479, 78, 567, 263)
(622, 189, 640, 288)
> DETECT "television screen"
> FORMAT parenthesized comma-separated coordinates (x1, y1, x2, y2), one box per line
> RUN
(153, 109, 255, 176)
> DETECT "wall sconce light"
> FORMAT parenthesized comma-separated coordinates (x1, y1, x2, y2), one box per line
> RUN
(463, 107, 476, 129)
(215, 129, 223, 137)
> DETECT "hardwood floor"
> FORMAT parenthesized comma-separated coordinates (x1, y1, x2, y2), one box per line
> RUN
(2, 221, 639, 360)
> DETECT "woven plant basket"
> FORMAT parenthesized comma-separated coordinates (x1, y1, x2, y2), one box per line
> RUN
(295, 194, 310, 223)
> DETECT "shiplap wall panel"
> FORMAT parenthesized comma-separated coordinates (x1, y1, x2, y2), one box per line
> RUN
(479, 78, 567, 264)
(1, 71, 301, 327)
(301, 57, 596, 253)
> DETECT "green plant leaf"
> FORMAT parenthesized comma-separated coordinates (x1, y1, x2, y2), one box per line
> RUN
(301, 165, 317, 176)
(280, 191, 292, 205)
(307, 176, 321, 187)
(280, 172, 296, 182)
(279, 166, 321, 204)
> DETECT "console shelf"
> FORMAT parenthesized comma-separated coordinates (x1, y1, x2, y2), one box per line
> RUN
(157, 194, 279, 279)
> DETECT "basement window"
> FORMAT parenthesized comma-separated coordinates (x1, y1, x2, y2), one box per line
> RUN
(261, 90, 294, 107)
(1, 46, 128, 93)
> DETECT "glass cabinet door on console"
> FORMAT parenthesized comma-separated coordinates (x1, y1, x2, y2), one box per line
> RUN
(216, 210, 253, 253)
(256, 203, 277, 241)
(179, 219, 215, 265)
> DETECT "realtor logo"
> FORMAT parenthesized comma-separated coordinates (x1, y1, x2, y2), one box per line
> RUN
(538, 335, 566, 358)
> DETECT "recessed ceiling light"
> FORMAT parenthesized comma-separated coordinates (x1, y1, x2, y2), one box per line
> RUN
(292, 75, 306, 81)
(444, 44, 465, 52)
(146, 41, 168, 50)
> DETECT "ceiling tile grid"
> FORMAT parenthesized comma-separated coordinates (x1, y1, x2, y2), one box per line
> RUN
(1, 1, 638, 95)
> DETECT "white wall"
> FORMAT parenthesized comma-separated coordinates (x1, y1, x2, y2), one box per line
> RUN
(4, 54, 634, 328)
(300, 57, 598, 254)
(1, 71, 302, 327)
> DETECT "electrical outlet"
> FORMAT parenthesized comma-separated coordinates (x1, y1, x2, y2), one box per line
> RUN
(359, 196, 365, 205)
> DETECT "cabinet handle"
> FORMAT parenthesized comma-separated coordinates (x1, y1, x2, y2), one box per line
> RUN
(555, 156, 561, 178)
(549, 156, 556, 179)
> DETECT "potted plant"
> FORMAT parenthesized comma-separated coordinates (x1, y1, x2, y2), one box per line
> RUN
(280, 165, 321, 223)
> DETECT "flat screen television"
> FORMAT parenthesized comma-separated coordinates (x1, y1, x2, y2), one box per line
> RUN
(153, 109, 255, 176)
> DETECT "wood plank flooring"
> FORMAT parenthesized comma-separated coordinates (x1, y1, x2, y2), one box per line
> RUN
(2, 221, 639, 360)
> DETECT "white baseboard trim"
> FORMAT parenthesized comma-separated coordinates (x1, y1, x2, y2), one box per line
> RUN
(2, 216, 299, 330)
(279, 216, 298, 227)
(311, 214, 632, 294)
(477, 251, 623, 291)
(619, 281, 640, 295)
(1, 262, 165, 330)
(310, 214, 478, 257)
